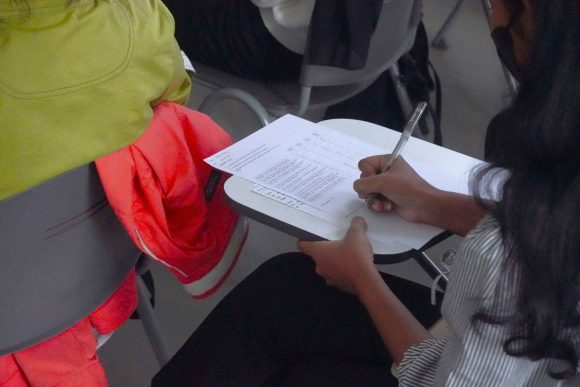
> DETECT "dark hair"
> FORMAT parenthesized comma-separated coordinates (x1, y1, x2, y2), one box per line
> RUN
(472, 0, 580, 380)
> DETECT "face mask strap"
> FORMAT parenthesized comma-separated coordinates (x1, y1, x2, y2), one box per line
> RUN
(490, 5, 525, 82)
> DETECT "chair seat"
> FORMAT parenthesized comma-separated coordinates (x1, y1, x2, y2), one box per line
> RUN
(192, 62, 375, 116)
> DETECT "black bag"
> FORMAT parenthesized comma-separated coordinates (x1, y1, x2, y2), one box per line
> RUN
(324, 22, 443, 145)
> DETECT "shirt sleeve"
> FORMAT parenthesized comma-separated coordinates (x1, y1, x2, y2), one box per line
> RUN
(154, 38, 191, 106)
(151, 0, 192, 106)
(398, 338, 448, 387)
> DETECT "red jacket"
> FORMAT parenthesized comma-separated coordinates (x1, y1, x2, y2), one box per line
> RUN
(96, 102, 239, 298)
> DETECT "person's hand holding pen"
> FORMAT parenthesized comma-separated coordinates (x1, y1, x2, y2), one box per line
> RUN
(354, 102, 440, 223)
(354, 156, 440, 223)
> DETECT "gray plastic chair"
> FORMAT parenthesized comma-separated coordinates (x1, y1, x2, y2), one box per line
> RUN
(0, 163, 169, 366)
(194, 0, 423, 124)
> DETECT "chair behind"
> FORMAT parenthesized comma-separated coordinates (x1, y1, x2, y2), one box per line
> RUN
(195, 0, 423, 121)
(0, 163, 140, 356)
(300, 0, 421, 87)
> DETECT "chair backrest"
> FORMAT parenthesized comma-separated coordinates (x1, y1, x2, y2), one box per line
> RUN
(0, 163, 140, 356)
(300, 0, 422, 87)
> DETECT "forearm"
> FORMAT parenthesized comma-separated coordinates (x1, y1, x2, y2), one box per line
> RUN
(421, 190, 487, 237)
(355, 269, 432, 365)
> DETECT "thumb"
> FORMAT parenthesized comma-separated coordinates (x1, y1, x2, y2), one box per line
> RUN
(345, 216, 368, 239)
(297, 240, 328, 256)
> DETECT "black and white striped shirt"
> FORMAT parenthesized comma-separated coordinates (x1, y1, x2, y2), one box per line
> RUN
(398, 216, 580, 386)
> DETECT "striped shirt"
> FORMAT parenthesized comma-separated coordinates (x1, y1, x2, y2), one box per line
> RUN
(398, 216, 580, 386)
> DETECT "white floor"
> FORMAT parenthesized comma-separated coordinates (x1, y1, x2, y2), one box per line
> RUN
(99, 1, 511, 385)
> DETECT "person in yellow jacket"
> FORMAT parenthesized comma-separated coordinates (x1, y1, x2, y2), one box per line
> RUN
(0, 0, 190, 385)
(0, 0, 191, 200)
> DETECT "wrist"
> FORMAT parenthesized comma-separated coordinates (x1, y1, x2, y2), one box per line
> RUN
(418, 190, 486, 236)
(416, 187, 444, 226)
(353, 266, 385, 300)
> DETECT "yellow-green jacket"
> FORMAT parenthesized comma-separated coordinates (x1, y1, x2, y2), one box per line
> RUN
(0, 0, 191, 200)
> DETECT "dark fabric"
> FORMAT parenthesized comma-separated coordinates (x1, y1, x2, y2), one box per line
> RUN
(399, 23, 435, 105)
(162, 0, 302, 80)
(306, 0, 383, 69)
(129, 270, 154, 320)
(152, 253, 442, 387)
(324, 22, 435, 133)
(324, 71, 406, 131)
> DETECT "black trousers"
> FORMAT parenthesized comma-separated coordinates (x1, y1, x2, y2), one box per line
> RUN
(163, 0, 303, 80)
(152, 253, 442, 387)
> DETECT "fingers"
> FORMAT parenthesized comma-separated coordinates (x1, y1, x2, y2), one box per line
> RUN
(353, 174, 388, 198)
(368, 197, 393, 212)
(358, 156, 379, 176)
(296, 240, 311, 254)
(298, 217, 368, 255)
(358, 155, 390, 177)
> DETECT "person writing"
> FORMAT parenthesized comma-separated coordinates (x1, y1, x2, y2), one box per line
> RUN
(153, 0, 580, 385)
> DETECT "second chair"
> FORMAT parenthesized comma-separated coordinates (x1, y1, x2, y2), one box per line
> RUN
(193, 0, 423, 125)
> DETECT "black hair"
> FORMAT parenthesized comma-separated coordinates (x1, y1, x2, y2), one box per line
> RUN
(473, 0, 580, 380)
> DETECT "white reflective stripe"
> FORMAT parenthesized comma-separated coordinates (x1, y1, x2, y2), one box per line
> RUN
(183, 219, 247, 296)
(94, 328, 114, 350)
(134, 226, 188, 278)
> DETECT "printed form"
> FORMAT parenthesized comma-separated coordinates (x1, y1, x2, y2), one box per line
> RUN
(206, 115, 376, 217)
(205, 115, 474, 249)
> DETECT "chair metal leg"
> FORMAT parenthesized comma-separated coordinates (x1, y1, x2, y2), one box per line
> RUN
(295, 86, 312, 117)
(414, 251, 449, 291)
(199, 87, 272, 128)
(431, 0, 469, 49)
(387, 64, 416, 125)
(136, 275, 170, 367)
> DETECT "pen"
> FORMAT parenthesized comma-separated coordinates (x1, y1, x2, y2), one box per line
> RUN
(365, 101, 429, 209)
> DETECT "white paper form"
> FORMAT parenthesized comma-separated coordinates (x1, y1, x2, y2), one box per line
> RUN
(206, 115, 386, 218)
(251, 185, 339, 223)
